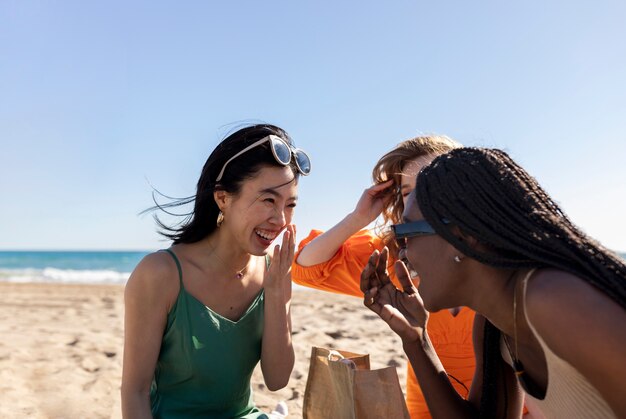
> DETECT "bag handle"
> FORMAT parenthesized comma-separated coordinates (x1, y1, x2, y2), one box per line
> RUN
(327, 350, 344, 361)
(328, 350, 356, 369)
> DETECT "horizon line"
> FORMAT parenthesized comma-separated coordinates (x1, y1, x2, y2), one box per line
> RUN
(0, 248, 158, 253)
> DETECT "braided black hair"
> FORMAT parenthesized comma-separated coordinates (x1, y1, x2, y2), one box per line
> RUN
(415, 147, 626, 417)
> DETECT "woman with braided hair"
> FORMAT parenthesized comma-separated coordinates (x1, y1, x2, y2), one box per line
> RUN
(361, 147, 626, 418)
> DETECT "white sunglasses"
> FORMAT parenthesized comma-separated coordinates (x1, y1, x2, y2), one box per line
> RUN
(215, 134, 311, 182)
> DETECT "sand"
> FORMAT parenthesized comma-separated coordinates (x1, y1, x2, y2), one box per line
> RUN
(0, 282, 407, 418)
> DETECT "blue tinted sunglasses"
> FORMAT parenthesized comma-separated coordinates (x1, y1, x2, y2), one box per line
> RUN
(216, 134, 311, 182)
(391, 219, 448, 247)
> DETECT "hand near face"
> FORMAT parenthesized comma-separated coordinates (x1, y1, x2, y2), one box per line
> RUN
(351, 180, 394, 227)
(361, 249, 428, 343)
(264, 224, 296, 295)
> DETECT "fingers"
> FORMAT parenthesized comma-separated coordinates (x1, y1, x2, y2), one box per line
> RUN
(284, 225, 295, 296)
(394, 260, 418, 294)
(278, 225, 296, 273)
(280, 228, 289, 271)
(360, 248, 394, 295)
(378, 304, 419, 342)
(363, 286, 382, 314)
(377, 247, 391, 286)
(288, 225, 295, 264)
(264, 226, 296, 292)
(365, 288, 420, 342)
(360, 250, 380, 294)
(367, 179, 394, 194)
(272, 242, 281, 266)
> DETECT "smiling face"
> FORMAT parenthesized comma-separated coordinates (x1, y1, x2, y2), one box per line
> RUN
(218, 165, 298, 256)
(400, 190, 461, 311)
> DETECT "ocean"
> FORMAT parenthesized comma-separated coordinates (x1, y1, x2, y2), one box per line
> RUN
(0, 250, 624, 286)
(0, 251, 150, 285)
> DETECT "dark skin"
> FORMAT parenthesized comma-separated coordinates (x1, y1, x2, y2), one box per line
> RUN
(360, 190, 626, 417)
(360, 247, 426, 342)
(361, 249, 523, 418)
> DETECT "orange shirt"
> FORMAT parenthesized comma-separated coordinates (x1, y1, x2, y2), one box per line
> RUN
(293, 229, 476, 419)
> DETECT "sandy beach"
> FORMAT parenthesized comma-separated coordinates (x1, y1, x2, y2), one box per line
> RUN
(0, 282, 407, 418)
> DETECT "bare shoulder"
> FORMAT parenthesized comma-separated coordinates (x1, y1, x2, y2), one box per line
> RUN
(125, 251, 180, 308)
(524, 268, 626, 360)
(525, 268, 621, 321)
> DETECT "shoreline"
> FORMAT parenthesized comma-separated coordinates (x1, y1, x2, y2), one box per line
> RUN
(0, 281, 407, 418)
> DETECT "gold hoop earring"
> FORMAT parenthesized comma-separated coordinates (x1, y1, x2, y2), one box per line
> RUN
(216, 211, 224, 227)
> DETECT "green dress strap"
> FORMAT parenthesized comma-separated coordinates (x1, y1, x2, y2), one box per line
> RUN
(162, 248, 183, 284)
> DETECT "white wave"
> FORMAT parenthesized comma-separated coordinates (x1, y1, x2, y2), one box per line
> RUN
(0, 268, 130, 284)
(0, 268, 313, 289)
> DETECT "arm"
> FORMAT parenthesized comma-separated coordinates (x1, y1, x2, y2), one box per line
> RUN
(466, 315, 524, 418)
(121, 253, 177, 419)
(292, 228, 385, 297)
(260, 225, 296, 391)
(296, 180, 393, 266)
(525, 269, 626, 417)
(362, 251, 521, 418)
(362, 250, 477, 417)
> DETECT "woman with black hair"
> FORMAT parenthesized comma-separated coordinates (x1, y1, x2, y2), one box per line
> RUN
(361, 147, 625, 418)
(121, 124, 311, 418)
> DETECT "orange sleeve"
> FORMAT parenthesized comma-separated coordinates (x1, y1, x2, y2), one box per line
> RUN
(292, 229, 393, 298)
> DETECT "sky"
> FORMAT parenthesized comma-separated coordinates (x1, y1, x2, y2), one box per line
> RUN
(1, 0, 625, 252)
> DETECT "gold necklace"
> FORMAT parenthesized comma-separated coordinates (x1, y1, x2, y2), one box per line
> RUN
(503, 270, 549, 399)
(207, 242, 251, 279)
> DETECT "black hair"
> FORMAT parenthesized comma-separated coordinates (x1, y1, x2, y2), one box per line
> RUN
(147, 124, 300, 244)
(415, 147, 626, 418)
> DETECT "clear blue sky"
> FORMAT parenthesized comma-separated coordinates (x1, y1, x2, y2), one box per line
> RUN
(1, 0, 625, 252)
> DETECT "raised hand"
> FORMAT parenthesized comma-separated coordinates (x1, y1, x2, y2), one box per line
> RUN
(361, 250, 429, 343)
(264, 224, 296, 294)
(351, 180, 394, 227)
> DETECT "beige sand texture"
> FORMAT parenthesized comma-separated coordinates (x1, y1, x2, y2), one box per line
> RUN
(0, 282, 407, 418)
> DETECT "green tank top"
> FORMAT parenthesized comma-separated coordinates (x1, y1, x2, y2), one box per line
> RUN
(150, 249, 271, 418)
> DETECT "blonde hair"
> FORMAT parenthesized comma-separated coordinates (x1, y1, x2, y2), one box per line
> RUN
(371, 135, 461, 257)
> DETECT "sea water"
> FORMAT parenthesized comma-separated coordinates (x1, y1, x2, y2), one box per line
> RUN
(0, 250, 624, 285)
(0, 251, 150, 284)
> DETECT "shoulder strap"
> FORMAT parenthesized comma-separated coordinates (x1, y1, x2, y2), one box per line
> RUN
(160, 249, 183, 287)
(519, 268, 537, 326)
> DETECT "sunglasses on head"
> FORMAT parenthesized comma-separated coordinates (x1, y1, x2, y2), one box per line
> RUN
(391, 218, 451, 247)
(215, 134, 311, 183)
